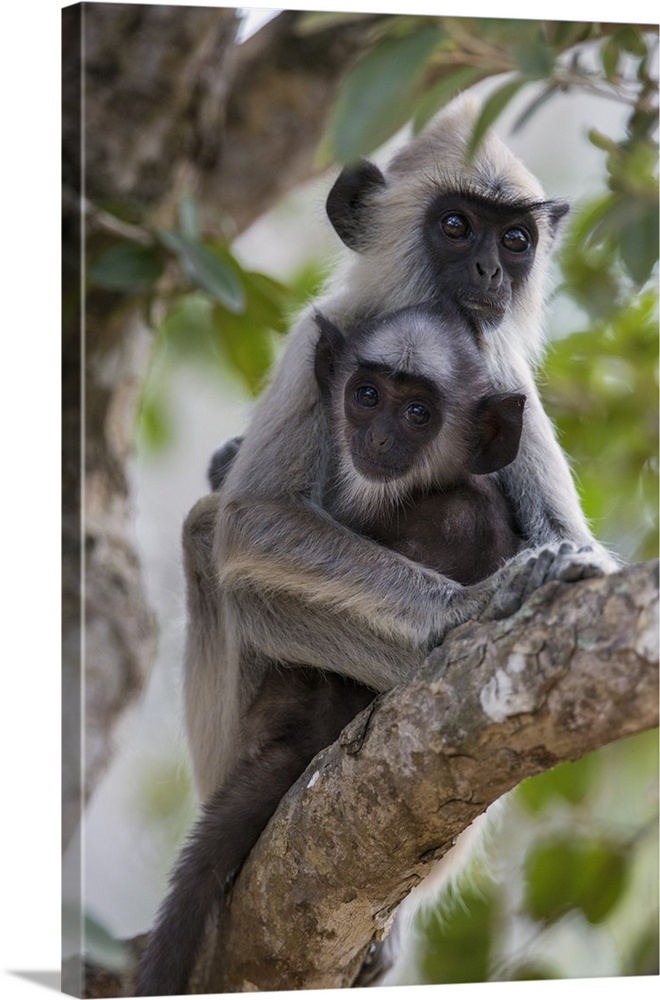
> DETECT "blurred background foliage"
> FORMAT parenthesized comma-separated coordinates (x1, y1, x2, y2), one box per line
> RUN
(86, 10, 658, 986)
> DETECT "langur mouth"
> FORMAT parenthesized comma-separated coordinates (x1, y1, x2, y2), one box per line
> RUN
(353, 454, 409, 482)
(460, 295, 507, 319)
(451, 287, 511, 323)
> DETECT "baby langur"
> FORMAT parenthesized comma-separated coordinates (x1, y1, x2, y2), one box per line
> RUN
(134, 303, 525, 997)
(313, 304, 525, 582)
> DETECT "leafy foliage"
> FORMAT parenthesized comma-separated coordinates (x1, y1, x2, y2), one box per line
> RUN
(320, 22, 445, 163)
(524, 836, 630, 925)
(318, 19, 657, 164)
(91, 242, 164, 293)
(88, 193, 313, 450)
(542, 289, 658, 561)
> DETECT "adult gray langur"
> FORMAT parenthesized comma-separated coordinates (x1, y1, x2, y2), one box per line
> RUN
(136, 92, 618, 994)
(187, 91, 617, 804)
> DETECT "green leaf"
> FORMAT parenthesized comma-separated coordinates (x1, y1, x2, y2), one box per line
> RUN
(613, 25, 647, 57)
(601, 37, 621, 82)
(178, 191, 200, 240)
(327, 25, 443, 162)
(90, 242, 163, 292)
(579, 190, 658, 287)
(137, 389, 174, 452)
(417, 882, 495, 984)
(240, 270, 292, 334)
(159, 292, 218, 358)
(467, 77, 527, 160)
(524, 837, 630, 926)
(204, 242, 249, 313)
(587, 128, 618, 154)
(158, 231, 246, 313)
(512, 36, 555, 79)
(211, 306, 275, 396)
(547, 21, 591, 51)
(619, 207, 659, 286)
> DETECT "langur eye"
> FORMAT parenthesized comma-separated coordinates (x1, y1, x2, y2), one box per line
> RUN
(441, 213, 470, 239)
(501, 227, 530, 252)
(355, 385, 379, 407)
(404, 403, 431, 426)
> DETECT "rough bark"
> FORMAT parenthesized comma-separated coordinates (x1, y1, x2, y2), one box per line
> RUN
(80, 561, 658, 997)
(62, 2, 383, 849)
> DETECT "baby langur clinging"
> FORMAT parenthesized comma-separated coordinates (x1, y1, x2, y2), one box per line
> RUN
(313, 303, 525, 583)
(134, 304, 526, 997)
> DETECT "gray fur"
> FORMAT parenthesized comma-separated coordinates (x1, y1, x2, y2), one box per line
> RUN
(185, 93, 616, 801)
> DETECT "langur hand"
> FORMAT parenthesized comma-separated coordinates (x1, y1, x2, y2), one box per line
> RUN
(477, 541, 619, 621)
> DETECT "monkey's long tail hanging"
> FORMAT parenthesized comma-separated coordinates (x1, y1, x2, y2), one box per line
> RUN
(133, 752, 298, 997)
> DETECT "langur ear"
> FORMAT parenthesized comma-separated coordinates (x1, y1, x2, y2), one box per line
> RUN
(207, 436, 243, 492)
(313, 313, 346, 398)
(326, 160, 387, 251)
(469, 393, 526, 475)
(546, 199, 570, 235)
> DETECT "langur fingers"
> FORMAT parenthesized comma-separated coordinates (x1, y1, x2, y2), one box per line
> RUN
(493, 546, 558, 614)
(552, 543, 619, 581)
(472, 563, 532, 621)
(478, 542, 579, 621)
(520, 545, 561, 596)
(487, 541, 619, 623)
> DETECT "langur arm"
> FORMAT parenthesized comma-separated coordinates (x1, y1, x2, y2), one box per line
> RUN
(211, 493, 595, 690)
(209, 492, 456, 689)
(499, 387, 620, 570)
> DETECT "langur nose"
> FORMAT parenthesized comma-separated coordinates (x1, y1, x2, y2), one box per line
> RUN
(475, 259, 502, 289)
(368, 428, 394, 453)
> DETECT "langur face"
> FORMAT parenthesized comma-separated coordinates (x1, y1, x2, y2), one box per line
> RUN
(423, 193, 540, 324)
(343, 365, 441, 481)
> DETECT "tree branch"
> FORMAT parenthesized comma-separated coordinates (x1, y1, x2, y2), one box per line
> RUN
(80, 561, 658, 997)
(200, 561, 658, 993)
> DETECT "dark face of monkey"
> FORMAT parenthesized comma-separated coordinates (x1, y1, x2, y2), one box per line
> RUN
(422, 192, 540, 324)
(343, 364, 441, 481)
